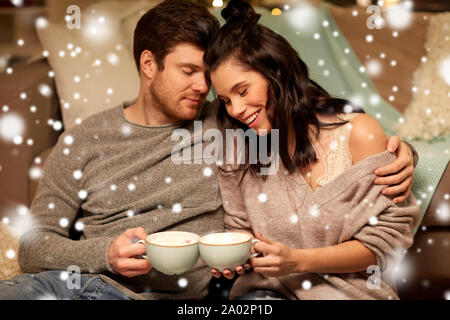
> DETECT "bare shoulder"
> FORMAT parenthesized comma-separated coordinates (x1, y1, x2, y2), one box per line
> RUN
(348, 113, 388, 164)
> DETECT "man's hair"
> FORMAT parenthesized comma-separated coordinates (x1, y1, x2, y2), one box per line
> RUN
(133, 0, 219, 72)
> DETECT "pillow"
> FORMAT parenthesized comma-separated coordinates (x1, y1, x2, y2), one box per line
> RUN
(0, 222, 22, 280)
(35, 1, 159, 129)
(394, 12, 450, 140)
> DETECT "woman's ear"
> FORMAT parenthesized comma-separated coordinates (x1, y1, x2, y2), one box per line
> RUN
(140, 50, 157, 80)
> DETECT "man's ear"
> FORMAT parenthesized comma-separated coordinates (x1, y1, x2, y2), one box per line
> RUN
(140, 50, 157, 80)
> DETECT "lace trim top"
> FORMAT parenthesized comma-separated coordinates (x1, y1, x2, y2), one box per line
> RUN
(316, 113, 358, 189)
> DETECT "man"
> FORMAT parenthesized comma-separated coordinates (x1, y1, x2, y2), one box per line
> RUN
(0, 0, 416, 300)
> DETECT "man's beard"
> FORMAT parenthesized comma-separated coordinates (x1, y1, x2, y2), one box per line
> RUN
(148, 80, 180, 123)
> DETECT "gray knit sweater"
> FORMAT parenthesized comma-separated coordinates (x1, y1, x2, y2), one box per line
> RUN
(19, 100, 224, 300)
(220, 151, 421, 300)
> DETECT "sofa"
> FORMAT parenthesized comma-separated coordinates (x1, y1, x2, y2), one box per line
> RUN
(0, 0, 449, 300)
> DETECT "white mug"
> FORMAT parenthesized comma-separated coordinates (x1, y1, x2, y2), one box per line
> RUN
(198, 232, 261, 272)
(137, 231, 200, 275)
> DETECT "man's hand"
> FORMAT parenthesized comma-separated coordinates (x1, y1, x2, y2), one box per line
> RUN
(108, 227, 152, 277)
(374, 136, 415, 204)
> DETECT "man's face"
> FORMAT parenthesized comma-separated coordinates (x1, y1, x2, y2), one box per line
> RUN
(149, 43, 210, 123)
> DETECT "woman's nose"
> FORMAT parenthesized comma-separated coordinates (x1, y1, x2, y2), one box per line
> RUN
(229, 100, 246, 119)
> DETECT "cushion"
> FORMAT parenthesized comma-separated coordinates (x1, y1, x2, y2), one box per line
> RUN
(35, 1, 160, 129)
(0, 222, 22, 280)
(394, 12, 450, 140)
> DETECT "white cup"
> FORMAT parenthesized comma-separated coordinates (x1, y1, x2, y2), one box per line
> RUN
(137, 231, 200, 275)
(198, 232, 260, 272)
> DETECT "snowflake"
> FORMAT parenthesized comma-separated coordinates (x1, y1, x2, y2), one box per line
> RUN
(74, 221, 84, 231)
(64, 135, 74, 145)
(6, 249, 16, 259)
(13, 135, 23, 145)
(369, 216, 378, 226)
(128, 183, 136, 191)
(302, 280, 312, 290)
(172, 203, 182, 213)
(110, 184, 117, 191)
(38, 84, 52, 97)
(0, 113, 25, 141)
(106, 52, 120, 66)
(29, 167, 43, 180)
(289, 214, 298, 224)
(203, 167, 212, 177)
(34, 16, 48, 29)
(73, 170, 83, 180)
(37, 294, 57, 300)
(52, 120, 63, 131)
(329, 140, 338, 151)
(121, 125, 132, 136)
(78, 190, 88, 199)
(366, 59, 383, 77)
(59, 218, 69, 228)
(344, 104, 353, 113)
(439, 56, 450, 86)
(385, 2, 413, 30)
(309, 205, 320, 218)
(178, 278, 188, 288)
(60, 271, 69, 281)
(258, 193, 268, 203)
(444, 290, 450, 300)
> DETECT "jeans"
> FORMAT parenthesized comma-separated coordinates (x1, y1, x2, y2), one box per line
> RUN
(0, 271, 130, 300)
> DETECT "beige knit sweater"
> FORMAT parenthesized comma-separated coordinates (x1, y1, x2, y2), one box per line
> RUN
(219, 151, 421, 300)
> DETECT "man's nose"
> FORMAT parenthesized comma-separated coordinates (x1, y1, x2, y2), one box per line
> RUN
(192, 75, 209, 94)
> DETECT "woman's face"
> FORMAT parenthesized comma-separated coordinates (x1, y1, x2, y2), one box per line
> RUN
(210, 58, 272, 135)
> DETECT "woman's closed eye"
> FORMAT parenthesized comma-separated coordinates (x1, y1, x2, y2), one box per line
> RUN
(239, 88, 248, 97)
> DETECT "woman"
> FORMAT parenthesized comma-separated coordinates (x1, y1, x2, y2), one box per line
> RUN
(204, 0, 420, 300)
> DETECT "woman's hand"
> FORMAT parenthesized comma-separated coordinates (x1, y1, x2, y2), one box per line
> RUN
(250, 233, 301, 277)
(374, 136, 415, 204)
(211, 263, 252, 280)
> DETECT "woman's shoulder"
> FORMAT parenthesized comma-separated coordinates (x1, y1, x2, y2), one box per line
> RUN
(347, 113, 388, 164)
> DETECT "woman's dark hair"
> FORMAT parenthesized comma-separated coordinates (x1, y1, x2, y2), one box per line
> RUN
(204, 0, 363, 182)
(133, 0, 220, 72)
